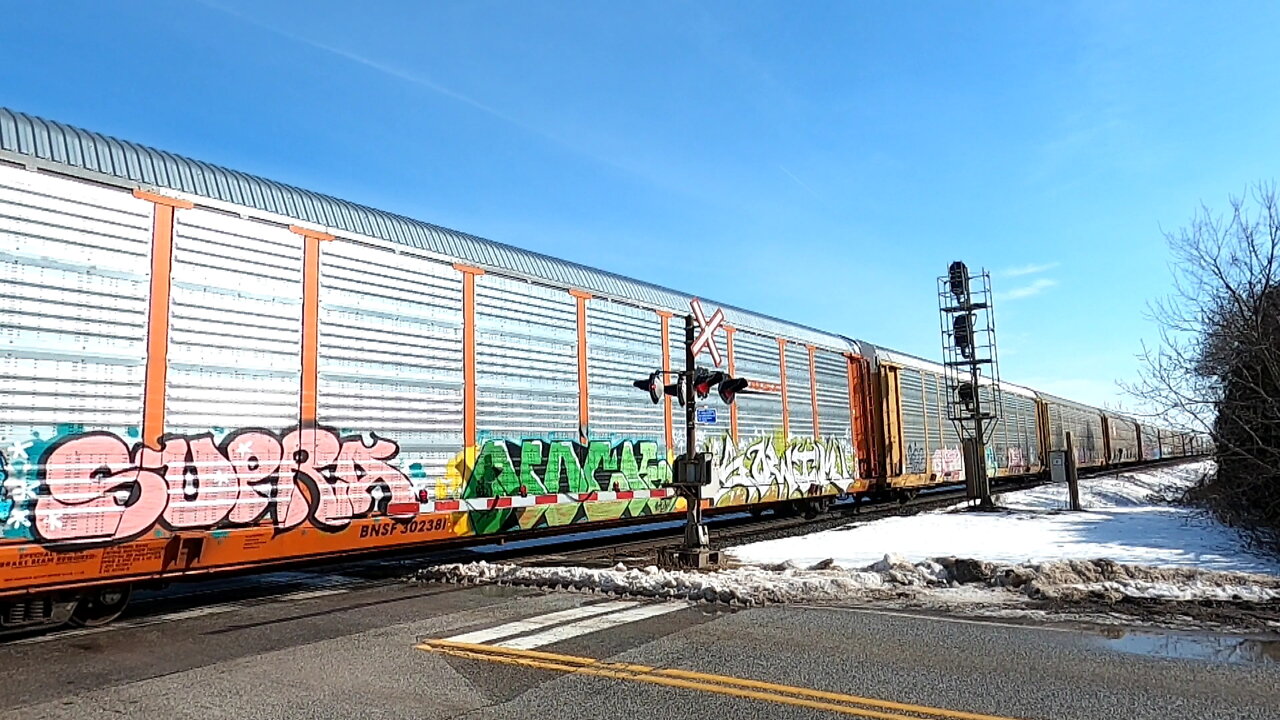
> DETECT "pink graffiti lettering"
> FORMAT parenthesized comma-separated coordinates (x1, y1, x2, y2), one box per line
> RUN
(32, 426, 415, 546)
(34, 432, 168, 544)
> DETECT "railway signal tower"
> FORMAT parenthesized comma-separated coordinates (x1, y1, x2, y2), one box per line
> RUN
(938, 262, 1003, 506)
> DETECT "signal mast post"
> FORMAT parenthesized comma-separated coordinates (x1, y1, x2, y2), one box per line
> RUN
(680, 314, 709, 555)
(939, 262, 1002, 509)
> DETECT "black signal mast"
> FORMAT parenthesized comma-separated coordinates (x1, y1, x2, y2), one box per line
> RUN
(939, 262, 1003, 507)
(632, 306, 747, 569)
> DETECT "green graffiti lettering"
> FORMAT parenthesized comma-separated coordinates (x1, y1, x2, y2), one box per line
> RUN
(582, 441, 615, 493)
(545, 442, 582, 494)
(469, 442, 519, 497)
(460, 437, 671, 499)
(519, 441, 548, 494)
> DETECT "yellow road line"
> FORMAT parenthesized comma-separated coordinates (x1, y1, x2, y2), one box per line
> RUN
(418, 639, 1028, 720)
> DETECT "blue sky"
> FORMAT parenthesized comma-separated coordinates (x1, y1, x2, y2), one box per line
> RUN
(5, 1, 1279, 410)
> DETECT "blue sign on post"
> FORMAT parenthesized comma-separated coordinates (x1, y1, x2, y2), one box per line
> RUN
(696, 408, 717, 424)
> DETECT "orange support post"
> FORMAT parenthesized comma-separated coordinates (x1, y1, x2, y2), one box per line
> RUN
(291, 225, 336, 426)
(570, 290, 593, 441)
(807, 344, 819, 438)
(135, 189, 193, 450)
(726, 326, 738, 442)
(454, 264, 486, 454)
(657, 310, 674, 452)
(778, 338, 790, 438)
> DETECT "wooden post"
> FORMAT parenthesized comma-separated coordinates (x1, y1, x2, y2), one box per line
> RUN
(1065, 431, 1081, 511)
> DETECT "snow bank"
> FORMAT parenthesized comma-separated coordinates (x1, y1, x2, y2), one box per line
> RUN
(728, 461, 1280, 576)
(414, 555, 1280, 607)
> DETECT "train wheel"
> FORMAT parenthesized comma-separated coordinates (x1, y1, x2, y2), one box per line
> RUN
(69, 585, 132, 627)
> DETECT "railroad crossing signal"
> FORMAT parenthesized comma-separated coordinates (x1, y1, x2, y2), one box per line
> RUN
(628, 301, 739, 570)
(631, 368, 747, 406)
(689, 298, 724, 367)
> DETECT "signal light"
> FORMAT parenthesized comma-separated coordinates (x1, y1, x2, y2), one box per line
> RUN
(952, 313, 975, 358)
(956, 381, 976, 412)
(632, 371, 663, 404)
(948, 260, 970, 306)
(693, 369, 726, 399)
(718, 376, 749, 405)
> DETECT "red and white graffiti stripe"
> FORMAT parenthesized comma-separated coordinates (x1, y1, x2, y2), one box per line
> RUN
(419, 488, 676, 514)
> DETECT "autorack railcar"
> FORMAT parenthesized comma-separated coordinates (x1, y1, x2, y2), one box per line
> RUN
(0, 108, 1208, 632)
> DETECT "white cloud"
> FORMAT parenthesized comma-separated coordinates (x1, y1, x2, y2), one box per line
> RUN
(1004, 262, 1060, 278)
(1002, 277, 1058, 301)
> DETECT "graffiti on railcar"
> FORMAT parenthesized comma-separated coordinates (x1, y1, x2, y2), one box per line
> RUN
(448, 437, 677, 536)
(932, 447, 964, 479)
(1, 430, 61, 538)
(1006, 446, 1028, 474)
(904, 443, 927, 474)
(1, 425, 422, 548)
(459, 438, 671, 499)
(705, 434, 858, 506)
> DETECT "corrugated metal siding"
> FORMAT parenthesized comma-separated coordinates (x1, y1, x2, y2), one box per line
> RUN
(927, 371, 964, 450)
(474, 274, 577, 440)
(1000, 391, 1039, 471)
(898, 367, 929, 474)
(812, 349, 851, 442)
(976, 387, 1036, 475)
(1140, 424, 1160, 460)
(785, 343, 813, 438)
(1046, 400, 1105, 466)
(1107, 416, 1139, 463)
(0, 108, 854, 355)
(0, 164, 151, 435)
(586, 298, 664, 443)
(166, 209, 302, 432)
(317, 240, 463, 491)
(732, 330, 783, 442)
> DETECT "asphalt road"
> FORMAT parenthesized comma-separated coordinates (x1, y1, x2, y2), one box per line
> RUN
(1, 574, 1277, 720)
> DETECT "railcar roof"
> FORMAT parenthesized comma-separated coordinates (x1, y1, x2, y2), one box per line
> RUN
(0, 107, 853, 353)
(869, 346, 1040, 399)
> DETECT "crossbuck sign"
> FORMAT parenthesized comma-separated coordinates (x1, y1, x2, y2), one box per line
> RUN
(689, 298, 725, 367)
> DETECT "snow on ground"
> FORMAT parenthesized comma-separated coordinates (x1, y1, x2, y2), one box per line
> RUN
(415, 461, 1280, 625)
(729, 460, 1280, 576)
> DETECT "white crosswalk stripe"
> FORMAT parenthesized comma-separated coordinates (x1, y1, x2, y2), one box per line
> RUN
(495, 602, 686, 649)
(445, 601, 639, 644)
(442, 600, 689, 650)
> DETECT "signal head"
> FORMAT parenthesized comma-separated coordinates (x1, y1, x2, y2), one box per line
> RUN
(952, 313, 975, 358)
(693, 369, 726, 399)
(632, 371, 663, 404)
(718, 376, 749, 405)
(948, 261, 970, 304)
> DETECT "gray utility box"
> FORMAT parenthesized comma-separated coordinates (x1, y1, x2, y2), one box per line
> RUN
(1049, 450, 1068, 483)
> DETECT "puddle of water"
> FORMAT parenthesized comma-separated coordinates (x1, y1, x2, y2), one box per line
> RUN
(1099, 629, 1280, 666)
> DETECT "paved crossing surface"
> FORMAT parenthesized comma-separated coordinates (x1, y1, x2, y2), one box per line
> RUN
(1, 575, 1278, 719)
